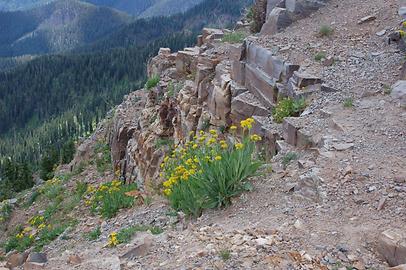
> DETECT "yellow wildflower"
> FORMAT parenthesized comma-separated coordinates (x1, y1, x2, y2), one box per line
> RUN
(108, 232, 119, 247)
(192, 144, 198, 149)
(230, 125, 237, 131)
(215, 156, 222, 161)
(250, 134, 262, 142)
(16, 233, 24, 239)
(163, 189, 172, 196)
(235, 143, 244, 150)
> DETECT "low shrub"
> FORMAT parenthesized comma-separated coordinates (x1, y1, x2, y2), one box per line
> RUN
(222, 31, 247, 44)
(145, 75, 160, 90)
(343, 98, 354, 108)
(160, 118, 262, 217)
(0, 202, 12, 227)
(85, 226, 101, 241)
(282, 152, 298, 167)
(314, 51, 327, 61)
(272, 97, 306, 123)
(85, 180, 137, 219)
(108, 224, 163, 247)
(319, 25, 333, 37)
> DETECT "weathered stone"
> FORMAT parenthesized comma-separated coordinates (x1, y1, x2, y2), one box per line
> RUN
(391, 80, 406, 106)
(175, 47, 200, 74)
(6, 252, 29, 268)
(285, 0, 328, 16)
(120, 232, 153, 259)
(292, 71, 322, 88)
(358, 15, 376, 24)
(294, 169, 323, 202)
(202, 28, 224, 43)
(389, 264, 406, 270)
(23, 262, 45, 270)
(231, 92, 270, 123)
(26, 253, 47, 264)
(283, 118, 301, 146)
(297, 129, 314, 149)
(67, 255, 82, 265)
(260, 7, 292, 36)
(378, 228, 406, 266)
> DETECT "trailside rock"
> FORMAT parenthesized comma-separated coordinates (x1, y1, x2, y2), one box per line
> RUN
(378, 228, 406, 266)
(260, 7, 292, 36)
(6, 252, 29, 268)
(391, 80, 406, 106)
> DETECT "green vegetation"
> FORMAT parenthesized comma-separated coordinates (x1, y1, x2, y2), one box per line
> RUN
(314, 51, 327, 61)
(319, 25, 333, 37)
(343, 98, 354, 108)
(1, 173, 87, 253)
(282, 152, 298, 167)
(155, 138, 174, 149)
(272, 97, 307, 123)
(161, 118, 262, 217)
(249, 0, 266, 33)
(222, 31, 247, 43)
(85, 180, 137, 219)
(0, 202, 12, 228)
(383, 84, 392, 95)
(219, 249, 231, 261)
(0, 159, 34, 201)
(85, 226, 102, 241)
(94, 141, 112, 174)
(145, 75, 160, 90)
(117, 225, 163, 243)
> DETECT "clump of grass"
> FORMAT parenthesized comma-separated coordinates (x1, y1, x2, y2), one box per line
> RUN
(219, 249, 231, 261)
(0, 202, 12, 228)
(319, 25, 333, 37)
(145, 75, 160, 90)
(85, 226, 101, 241)
(343, 98, 354, 108)
(94, 141, 112, 174)
(155, 138, 174, 149)
(161, 118, 262, 217)
(85, 180, 137, 219)
(382, 84, 391, 95)
(222, 31, 247, 44)
(282, 152, 298, 167)
(110, 225, 163, 245)
(272, 97, 306, 123)
(314, 51, 327, 61)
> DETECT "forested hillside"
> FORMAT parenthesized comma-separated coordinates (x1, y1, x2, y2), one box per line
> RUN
(0, 0, 131, 57)
(0, 0, 252, 196)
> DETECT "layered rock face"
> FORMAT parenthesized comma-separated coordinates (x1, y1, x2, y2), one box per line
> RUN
(260, 0, 329, 35)
(106, 17, 325, 189)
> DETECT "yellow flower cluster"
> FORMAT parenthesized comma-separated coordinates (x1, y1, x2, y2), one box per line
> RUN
(29, 215, 45, 227)
(160, 118, 262, 197)
(108, 232, 118, 247)
(240, 117, 255, 130)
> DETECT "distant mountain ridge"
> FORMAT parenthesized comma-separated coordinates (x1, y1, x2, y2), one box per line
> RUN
(0, 0, 131, 57)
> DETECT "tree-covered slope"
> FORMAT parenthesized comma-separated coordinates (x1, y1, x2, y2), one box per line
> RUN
(0, 0, 252, 166)
(0, 0, 131, 57)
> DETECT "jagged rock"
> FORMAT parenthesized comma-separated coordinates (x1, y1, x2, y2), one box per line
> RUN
(176, 47, 200, 74)
(358, 15, 376, 24)
(260, 7, 292, 36)
(6, 252, 29, 268)
(283, 117, 301, 146)
(285, 0, 328, 16)
(120, 232, 154, 259)
(202, 28, 224, 44)
(26, 253, 47, 264)
(231, 91, 270, 123)
(391, 80, 406, 106)
(294, 169, 323, 202)
(378, 229, 406, 266)
(292, 71, 322, 88)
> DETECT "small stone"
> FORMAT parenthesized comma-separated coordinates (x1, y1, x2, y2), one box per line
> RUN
(332, 143, 354, 151)
(6, 252, 28, 268)
(23, 262, 45, 270)
(294, 219, 303, 230)
(27, 253, 47, 264)
(358, 15, 376, 24)
(376, 30, 386, 36)
(377, 197, 386, 210)
(67, 255, 82, 265)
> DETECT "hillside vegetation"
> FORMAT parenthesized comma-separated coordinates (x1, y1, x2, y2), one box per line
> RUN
(0, 0, 131, 57)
